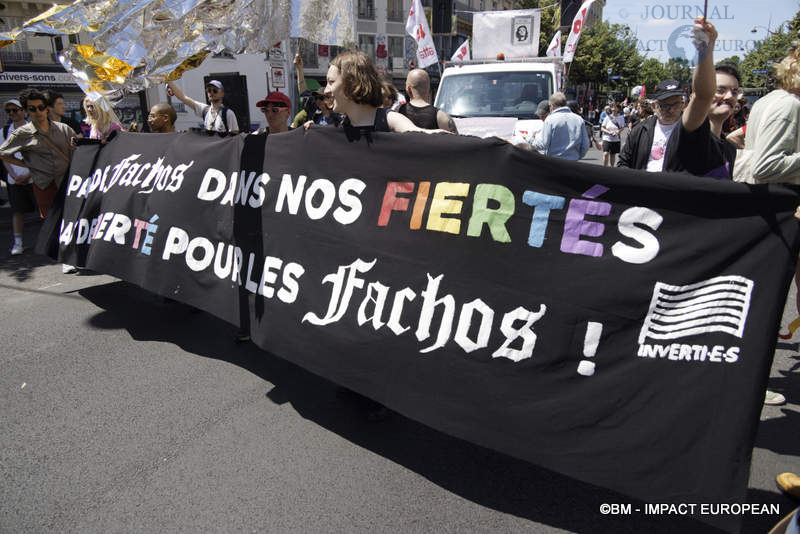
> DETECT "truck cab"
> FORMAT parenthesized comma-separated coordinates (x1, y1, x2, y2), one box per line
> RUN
(433, 58, 562, 143)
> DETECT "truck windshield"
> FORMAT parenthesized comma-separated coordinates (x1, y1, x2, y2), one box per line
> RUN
(435, 71, 553, 120)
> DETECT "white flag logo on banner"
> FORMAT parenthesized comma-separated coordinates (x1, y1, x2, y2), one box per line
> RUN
(638, 276, 754, 344)
(451, 40, 470, 63)
(406, 0, 439, 69)
(546, 30, 561, 57)
(563, 0, 595, 63)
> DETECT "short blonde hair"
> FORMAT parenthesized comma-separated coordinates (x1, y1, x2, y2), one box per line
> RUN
(330, 50, 383, 107)
(774, 44, 800, 92)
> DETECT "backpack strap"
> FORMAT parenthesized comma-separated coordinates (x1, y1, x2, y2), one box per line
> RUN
(202, 105, 230, 132)
(35, 126, 71, 163)
(220, 105, 229, 132)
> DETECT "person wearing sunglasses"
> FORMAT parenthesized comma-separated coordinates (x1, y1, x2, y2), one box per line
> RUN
(291, 53, 342, 129)
(255, 92, 292, 134)
(1, 98, 32, 255)
(617, 17, 725, 177)
(166, 79, 239, 134)
(291, 90, 341, 129)
(0, 88, 75, 223)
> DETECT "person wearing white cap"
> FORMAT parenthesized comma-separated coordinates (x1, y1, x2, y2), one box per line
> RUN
(166, 79, 239, 134)
(2, 98, 31, 255)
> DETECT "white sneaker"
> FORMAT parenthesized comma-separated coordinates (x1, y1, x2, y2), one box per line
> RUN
(10, 242, 22, 255)
(764, 390, 786, 406)
(62, 264, 78, 274)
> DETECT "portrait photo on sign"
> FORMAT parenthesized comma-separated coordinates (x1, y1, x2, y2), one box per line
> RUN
(513, 17, 532, 45)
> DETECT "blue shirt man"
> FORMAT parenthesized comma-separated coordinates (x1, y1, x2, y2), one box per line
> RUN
(599, 106, 609, 125)
(531, 92, 590, 160)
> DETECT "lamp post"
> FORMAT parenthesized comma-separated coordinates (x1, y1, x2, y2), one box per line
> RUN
(750, 19, 775, 36)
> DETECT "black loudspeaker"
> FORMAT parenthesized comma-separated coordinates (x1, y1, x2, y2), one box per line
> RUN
(560, 0, 581, 27)
(432, 0, 452, 34)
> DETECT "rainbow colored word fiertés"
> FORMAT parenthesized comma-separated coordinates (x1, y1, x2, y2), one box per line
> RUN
(378, 182, 663, 264)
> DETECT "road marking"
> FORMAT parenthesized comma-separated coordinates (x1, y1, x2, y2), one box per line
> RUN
(37, 283, 63, 290)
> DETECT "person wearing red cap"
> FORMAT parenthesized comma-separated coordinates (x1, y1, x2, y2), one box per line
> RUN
(255, 91, 292, 134)
(167, 79, 239, 134)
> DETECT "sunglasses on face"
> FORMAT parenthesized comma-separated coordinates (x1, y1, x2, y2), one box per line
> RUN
(206, 87, 220, 93)
(261, 106, 286, 113)
(5, 108, 21, 113)
(28, 104, 47, 112)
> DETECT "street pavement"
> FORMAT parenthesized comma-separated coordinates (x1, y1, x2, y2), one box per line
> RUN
(0, 160, 798, 533)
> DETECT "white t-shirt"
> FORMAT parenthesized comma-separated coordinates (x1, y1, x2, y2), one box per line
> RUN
(646, 120, 680, 173)
(3, 121, 30, 184)
(193, 101, 239, 133)
(601, 114, 625, 142)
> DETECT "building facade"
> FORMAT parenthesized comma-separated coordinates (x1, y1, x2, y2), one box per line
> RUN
(0, 0, 582, 132)
(0, 0, 145, 132)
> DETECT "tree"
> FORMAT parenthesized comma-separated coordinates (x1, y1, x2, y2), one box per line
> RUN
(637, 58, 666, 92)
(663, 57, 692, 86)
(567, 21, 643, 89)
(517, 0, 560, 57)
(740, 26, 793, 88)
(788, 9, 800, 34)
(717, 55, 741, 67)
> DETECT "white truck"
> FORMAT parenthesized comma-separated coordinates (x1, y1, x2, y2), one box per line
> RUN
(433, 57, 564, 143)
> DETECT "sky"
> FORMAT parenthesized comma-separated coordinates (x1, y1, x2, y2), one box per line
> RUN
(602, 0, 800, 63)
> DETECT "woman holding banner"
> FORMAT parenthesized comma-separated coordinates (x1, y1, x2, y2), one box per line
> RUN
(307, 50, 447, 138)
(83, 97, 123, 142)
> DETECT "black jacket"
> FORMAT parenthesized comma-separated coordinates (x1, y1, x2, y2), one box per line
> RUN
(617, 115, 678, 171)
(617, 115, 724, 176)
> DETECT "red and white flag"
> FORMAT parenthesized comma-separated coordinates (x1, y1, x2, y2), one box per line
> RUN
(546, 30, 561, 57)
(563, 0, 594, 63)
(451, 40, 470, 63)
(406, 0, 439, 69)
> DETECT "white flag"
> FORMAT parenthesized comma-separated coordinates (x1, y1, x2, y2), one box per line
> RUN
(563, 0, 594, 63)
(472, 9, 541, 60)
(546, 30, 561, 57)
(405, 0, 439, 69)
(451, 40, 470, 63)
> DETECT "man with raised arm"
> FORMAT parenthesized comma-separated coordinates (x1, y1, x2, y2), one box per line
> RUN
(617, 17, 723, 176)
(167, 79, 239, 134)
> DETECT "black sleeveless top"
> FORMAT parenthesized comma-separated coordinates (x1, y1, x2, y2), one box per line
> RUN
(398, 103, 438, 129)
(342, 107, 391, 142)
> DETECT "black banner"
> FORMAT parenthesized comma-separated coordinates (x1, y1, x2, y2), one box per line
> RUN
(46, 129, 800, 532)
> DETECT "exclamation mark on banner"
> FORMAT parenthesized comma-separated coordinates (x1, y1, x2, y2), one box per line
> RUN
(577, 322, 603, 376)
